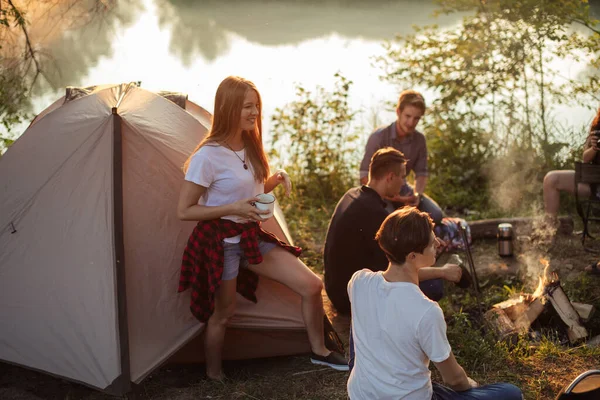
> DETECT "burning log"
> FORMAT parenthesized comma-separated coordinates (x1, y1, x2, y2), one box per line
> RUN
(487, 258, 592, 343)
(485, 308, 517, 341)
(545, 281, 588, 343)
(493, 298, 528, 321)
(513, 297, 545, 333)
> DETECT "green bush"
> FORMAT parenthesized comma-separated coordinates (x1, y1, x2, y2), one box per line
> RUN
(268, 73, 362, 271)
(269, 73, 360, 210)
(425, 114, 495, 213)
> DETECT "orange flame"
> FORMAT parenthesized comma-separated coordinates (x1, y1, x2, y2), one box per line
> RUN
(531, 258, 551, 299)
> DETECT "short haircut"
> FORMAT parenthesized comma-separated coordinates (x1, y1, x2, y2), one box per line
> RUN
(397, 90, 426, 113)
(375, 207, 434, 264)
(369, 147, 407, 180)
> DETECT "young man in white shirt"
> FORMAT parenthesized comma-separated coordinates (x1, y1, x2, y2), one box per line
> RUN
(347, 207, 523, 400)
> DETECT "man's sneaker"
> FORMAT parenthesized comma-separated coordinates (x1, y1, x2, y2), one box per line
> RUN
(310, 351, 349, 371)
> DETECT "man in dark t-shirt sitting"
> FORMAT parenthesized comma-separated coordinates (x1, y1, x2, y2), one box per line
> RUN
(324, 147, 461, 315)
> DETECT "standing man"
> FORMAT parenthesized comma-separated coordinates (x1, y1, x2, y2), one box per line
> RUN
(325, 147, 461, 316)
(360, 90, 443, 223)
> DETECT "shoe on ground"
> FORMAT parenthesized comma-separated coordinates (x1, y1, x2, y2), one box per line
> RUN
(310, 351, 349, 371)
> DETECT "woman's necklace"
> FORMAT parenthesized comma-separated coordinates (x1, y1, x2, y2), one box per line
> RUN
(223, 141, 248, 170)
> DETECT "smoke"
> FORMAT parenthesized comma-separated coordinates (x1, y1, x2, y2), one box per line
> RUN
(517, 250, 551, 292)
(486, 148, 544, 214)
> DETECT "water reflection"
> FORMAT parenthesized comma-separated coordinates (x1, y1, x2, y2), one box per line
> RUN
(28, 0, 144, 97)
(6, 0, 595, 142)
(155, 0, 461, 63)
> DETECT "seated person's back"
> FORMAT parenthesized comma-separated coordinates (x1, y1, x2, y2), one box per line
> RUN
(347, 207, 523, 400)
(348, 269, 450, 398)
(324, 185, 389, 314)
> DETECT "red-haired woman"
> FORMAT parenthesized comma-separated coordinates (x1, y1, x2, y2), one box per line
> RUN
(543, 109, 600, 229)
(543, 108, 600, 274)
(177, 76, 348, 380)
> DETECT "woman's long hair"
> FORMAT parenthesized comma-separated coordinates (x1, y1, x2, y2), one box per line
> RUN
(183, 76, 270, 183)
(592, 107, 600, 132)
(584, 107, 600, 150)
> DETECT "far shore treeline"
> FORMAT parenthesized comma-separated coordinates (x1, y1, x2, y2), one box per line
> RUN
(268, 0, 600, 227)
(2, 0, 600, 224)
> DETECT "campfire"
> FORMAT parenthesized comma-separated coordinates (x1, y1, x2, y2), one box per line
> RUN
(485, 259, 595, 343)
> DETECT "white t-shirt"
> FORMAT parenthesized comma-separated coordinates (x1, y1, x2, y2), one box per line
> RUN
(347, 269, 452, 400)
(185, 144, 264, 242)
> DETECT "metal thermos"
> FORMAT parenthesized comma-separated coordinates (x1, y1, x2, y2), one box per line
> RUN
(497, 223, 513, 257)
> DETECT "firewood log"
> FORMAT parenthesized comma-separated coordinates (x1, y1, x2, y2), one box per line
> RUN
(485, 308, 517, 342)
(571, 302, 595, 323)
(513, 297, 545, 333)
(468, 217, 573, 239)
(546, 283, 588, 343)
(493, 297, 528, 322)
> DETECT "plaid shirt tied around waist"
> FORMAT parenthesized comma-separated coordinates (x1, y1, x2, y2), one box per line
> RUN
(178, 218, 302, 322)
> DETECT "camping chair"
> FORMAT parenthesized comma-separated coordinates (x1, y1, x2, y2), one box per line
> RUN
(555, 370, 600, 400)
(574, 162, 600, 252)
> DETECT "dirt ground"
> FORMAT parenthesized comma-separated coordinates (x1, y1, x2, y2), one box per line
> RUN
(1, 228, 599, 400)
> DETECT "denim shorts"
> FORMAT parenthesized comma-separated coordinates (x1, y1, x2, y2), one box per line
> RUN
(222, 240, 277, 280)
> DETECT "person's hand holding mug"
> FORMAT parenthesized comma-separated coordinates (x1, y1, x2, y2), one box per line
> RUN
(235, 197, 271, 221)
(253, 193, 276, 220)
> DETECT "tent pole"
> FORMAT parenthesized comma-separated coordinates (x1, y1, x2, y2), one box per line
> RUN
(105, 107, 132, 395)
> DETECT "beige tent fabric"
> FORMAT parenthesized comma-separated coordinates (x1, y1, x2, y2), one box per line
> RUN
(0, 89, 122, 389)
(185, 99, 212, 128)
(0, 84, 310, 392)
(157, 91, 188, 109)
(118, 88, 208, 383)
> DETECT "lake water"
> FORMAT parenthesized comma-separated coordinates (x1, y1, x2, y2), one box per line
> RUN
(7, 0, 599, 143)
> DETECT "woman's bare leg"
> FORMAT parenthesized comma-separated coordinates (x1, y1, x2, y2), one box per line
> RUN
(204, 278, 237, 379)
(543, 170, 576, 218)
(247, 247, 329, 356)
(543, 170, 592, 218)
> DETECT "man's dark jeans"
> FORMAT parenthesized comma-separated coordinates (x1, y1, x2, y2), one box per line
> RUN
(432, 382, 523, 400)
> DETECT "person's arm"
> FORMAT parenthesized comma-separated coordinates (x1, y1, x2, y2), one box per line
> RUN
(264, 169, 292, 196)
(411, 134, 429, 204)
(419, 305, 477, 391)
(418, 264, 462, 283)
(177, 181, 268, 221)
(433, 353, 478, 392)
(359, 132, 382, 184)
(415, 175, 427, 196)
(583, 134, 598, 163)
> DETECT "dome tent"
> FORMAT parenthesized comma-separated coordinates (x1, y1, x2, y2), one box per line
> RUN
(0, 84, 337, 395)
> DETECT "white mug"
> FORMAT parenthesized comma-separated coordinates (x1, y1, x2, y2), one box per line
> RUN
(254, 193, 275, 219)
